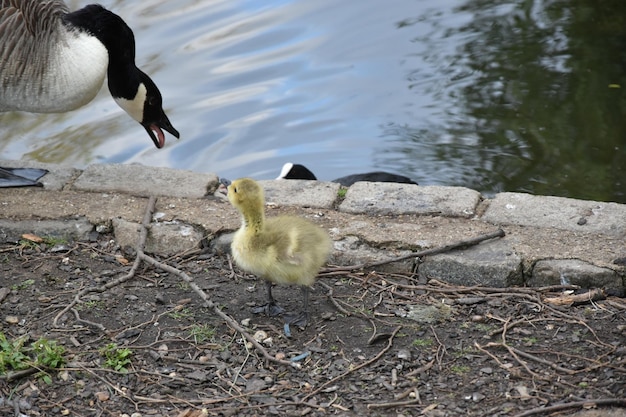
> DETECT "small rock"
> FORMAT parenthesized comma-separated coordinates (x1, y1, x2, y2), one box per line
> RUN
(95, 391, 110, 402)
(397, 349, 412, 360)
(253, 330, 268, 342)
(186, 370, 208, 382)
(471, 392, 485, 402)
(245, 378, 267, 392)
(157, 344, 168, 358)
(50, 244, 71, 253)
(5, 316, 19, 324)
(480, 367, 493, 374)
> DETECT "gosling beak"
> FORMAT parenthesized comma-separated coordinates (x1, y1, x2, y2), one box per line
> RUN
(143, 112, 180, 149)
(218, 177, 231, 195)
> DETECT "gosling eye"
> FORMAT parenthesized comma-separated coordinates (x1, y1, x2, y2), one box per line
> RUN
(233, 187, 238, 193)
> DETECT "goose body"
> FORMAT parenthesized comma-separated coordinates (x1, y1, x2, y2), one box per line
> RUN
(1, 2, 108, 113)
(278, 162, 418, 186)
(224, 177, 332, 326)
(0, 1, 179, 186)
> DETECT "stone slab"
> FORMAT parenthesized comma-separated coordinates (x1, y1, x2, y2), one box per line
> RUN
(339, 183, 481, 217)
(482, 192, 626, 237)
(0, 218, 94, 242)
(72, 163, 218, 198)
(530, 259, 622, 288)
(418, 240, 523, 287)
(112, 218, 204, 256)
(258, 180, 340, 209)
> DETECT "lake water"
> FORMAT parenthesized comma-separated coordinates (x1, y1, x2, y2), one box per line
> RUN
(1, 0, 625, 203)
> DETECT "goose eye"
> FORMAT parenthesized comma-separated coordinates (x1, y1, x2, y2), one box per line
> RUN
(233, 187, 237, 193)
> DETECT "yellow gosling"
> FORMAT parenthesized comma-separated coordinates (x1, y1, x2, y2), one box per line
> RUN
(224, 178, 331, 327)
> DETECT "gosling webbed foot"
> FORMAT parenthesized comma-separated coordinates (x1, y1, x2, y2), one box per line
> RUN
(252, 302, 285, 317)
(284, 311, 309, 328)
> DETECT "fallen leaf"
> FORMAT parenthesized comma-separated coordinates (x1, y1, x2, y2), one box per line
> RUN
(21, 233, 43, 243)
(115, 255, 129, 265)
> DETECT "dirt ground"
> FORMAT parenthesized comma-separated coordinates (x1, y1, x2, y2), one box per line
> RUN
(0, 232, 625, 417)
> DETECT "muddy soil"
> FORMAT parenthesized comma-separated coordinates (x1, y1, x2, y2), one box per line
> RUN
(0, 234, 624, 417)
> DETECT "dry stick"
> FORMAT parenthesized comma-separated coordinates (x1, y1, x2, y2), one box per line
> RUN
(505, 344, 576, 375)
(139, 254, 296, 369)
(128, 204, 297, 370)
(55, 196, 295, 370)
(303, 326, 402, 402)
(429, 325, 446, 369)
(511, 398, 626, 417)
(367, 397, 422, 410)
(321, 228, 505, 273)
(404, 359, 435, 378)
(52, 196, 155, 328)
(317, 281, 352, 316)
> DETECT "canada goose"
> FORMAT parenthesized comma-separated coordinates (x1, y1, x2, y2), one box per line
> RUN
(0, 0, 179, 187)
(277, 162, 418, 186)
(222, 177, 332, 327)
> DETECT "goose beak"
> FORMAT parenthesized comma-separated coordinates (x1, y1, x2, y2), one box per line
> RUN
(143, 112, 180, 149)
(218, 178, 231, 196)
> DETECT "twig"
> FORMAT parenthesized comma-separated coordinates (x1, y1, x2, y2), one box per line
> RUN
(53, 196, 296, 369)
(52, 196, 155, 328)
(506, 345, 576, 375)
(405, 359, 435, 377)
(318, 281, 352, 316)
(511, 398, 626, 417)
(367, 397, 422, 410)
(139, 252, 298, 368)
(321, 229, 505, 273)
(544, 288, 606, 306)
(302, 326, 402, 401)
(70, 308, 106, 331)
(430, 325, 446, 369)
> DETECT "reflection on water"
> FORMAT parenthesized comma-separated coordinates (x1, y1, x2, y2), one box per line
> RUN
(0, 0, 624, 202)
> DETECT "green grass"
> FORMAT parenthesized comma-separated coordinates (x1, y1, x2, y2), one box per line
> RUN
(450, 365, 471, 375)
(168, 307, 194, 320)
(0, 333, 66, 383)
(412, 338, 434, 348)
(189, 324, 216, 343)
(11, 279, 35, 291)
(474, 323, 497, 333)
(176, 281, 190, 290)
(522, 337, 538, 346)
(337, 188, 347, 198)
(19, 235, 68, 249)
(99, 343, 133, 373)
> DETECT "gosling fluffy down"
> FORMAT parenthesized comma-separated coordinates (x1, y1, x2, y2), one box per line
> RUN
(225, 178, 332, 323)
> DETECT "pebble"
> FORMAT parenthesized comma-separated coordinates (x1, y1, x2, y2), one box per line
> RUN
(94, 391, 110, 402)
(397, 349, 412, 360)
(253, 330, 268, 342)
(5, 316, 18, 324)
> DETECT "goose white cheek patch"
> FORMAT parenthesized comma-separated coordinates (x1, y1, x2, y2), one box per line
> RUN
(114, 83, 147, 123)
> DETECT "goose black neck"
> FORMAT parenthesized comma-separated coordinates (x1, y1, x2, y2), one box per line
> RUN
(63, 4, 140, 99)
